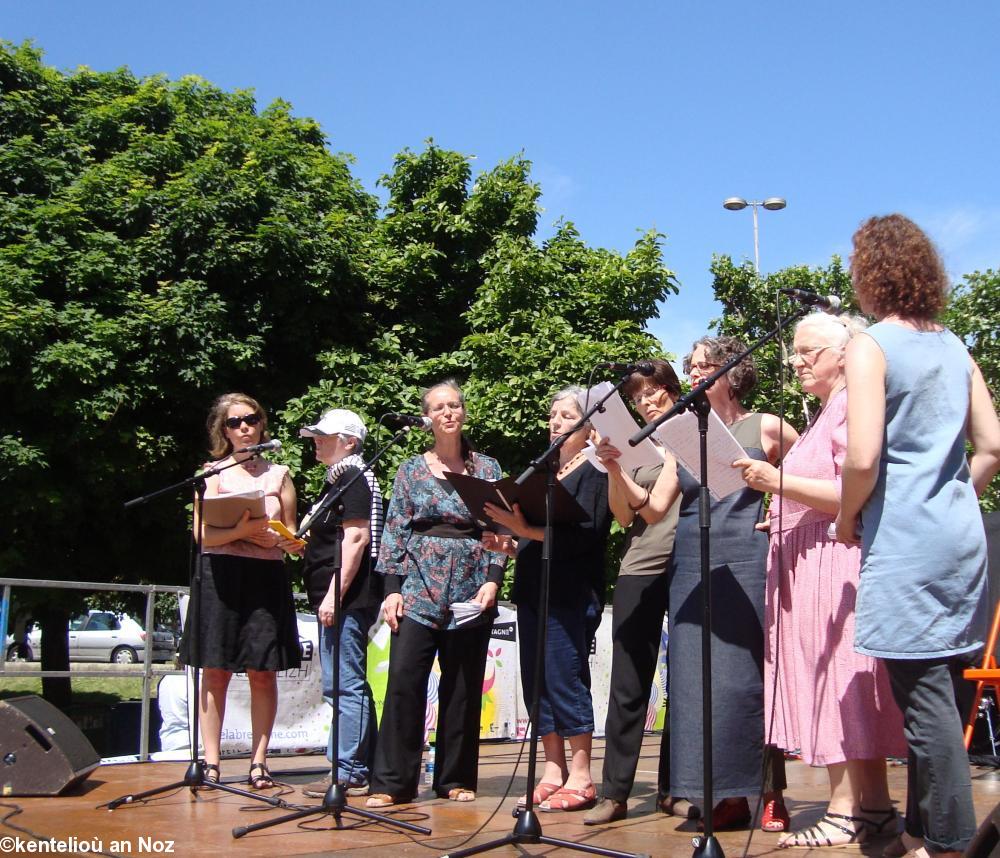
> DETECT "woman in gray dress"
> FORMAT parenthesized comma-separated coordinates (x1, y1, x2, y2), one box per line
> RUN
(837, 214, 1000, 858)
(669, 337, 798, 832)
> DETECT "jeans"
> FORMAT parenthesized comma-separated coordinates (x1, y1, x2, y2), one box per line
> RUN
(318, 606, 378, 786)
(517, 595, 602, 738)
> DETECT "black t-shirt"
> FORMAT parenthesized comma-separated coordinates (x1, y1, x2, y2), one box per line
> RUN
(302, 467, 382, 612)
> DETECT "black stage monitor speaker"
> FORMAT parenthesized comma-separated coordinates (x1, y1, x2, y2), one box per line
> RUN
(0, 695, 100, 796)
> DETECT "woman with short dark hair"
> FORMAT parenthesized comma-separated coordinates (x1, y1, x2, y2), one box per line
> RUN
(585, 359, 684, 824)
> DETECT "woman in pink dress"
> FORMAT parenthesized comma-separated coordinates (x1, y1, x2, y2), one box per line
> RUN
(734, 313, 906, 848)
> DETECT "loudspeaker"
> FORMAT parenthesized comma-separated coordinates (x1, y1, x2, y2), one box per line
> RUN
(0, 695, 100, 796)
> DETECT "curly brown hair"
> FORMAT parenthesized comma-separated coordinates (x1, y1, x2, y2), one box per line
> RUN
(850, 214, 948, 320)
(683, 336, 757, 401)
(206, 392, 270, 459)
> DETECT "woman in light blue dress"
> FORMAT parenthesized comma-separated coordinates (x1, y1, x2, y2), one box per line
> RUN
(837, 214, 1000, 858)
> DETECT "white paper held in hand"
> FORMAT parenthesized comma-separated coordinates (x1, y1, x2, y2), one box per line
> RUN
(582, 381, 663, 473)
(450, 600, 486, 626)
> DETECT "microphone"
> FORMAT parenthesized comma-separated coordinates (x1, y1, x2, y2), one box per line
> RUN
(238, 439, 282, 454)
(779, 288, 843, 313)
(598, 361, 656, 376)
(386, 413, 433, 430)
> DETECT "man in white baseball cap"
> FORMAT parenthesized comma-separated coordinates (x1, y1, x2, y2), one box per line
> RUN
(296, 408, 383, 798)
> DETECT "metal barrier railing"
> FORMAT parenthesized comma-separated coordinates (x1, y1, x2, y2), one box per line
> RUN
(0, 577, 188, 761)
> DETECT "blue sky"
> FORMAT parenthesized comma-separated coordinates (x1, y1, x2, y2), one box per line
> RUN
(4, 2, 998, 362)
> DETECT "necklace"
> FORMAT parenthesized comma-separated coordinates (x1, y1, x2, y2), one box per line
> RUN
(557, 450, 585, 478)
(428, 449, 464, 474)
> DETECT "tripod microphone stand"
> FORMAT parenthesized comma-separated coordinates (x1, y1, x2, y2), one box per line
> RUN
(233, 425, 430, 839)
(628, 307, 809, 858)
(109, 454, 289, 810)
(440, 373, 649, 858)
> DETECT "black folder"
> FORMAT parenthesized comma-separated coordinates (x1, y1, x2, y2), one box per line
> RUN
(444, 471, 589, 529)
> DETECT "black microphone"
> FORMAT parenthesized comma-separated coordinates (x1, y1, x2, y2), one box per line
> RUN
(599, 361, 656, 376)
(779, 288, 843, 313)
(238, 439, 282, 454)
(386, 413, 433, 430)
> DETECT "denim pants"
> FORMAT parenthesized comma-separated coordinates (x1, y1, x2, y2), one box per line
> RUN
(517, 595, 602, 738)
(319, 606, 378, 786)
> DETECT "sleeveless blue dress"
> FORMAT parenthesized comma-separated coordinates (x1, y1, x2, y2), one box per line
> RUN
(854, 323, 988, 659)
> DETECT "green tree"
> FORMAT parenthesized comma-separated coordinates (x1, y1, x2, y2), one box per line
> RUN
(708, 254, 854, 428)
(0, 41, 376, 703)
(944, 269, 1000, 511)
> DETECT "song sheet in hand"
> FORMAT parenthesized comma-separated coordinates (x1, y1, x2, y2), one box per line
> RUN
(581, 381, 663, 474)
(653, 409, 747, 499)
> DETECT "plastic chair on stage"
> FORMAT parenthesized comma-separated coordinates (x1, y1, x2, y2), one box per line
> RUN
(963, 600, 1000, 754)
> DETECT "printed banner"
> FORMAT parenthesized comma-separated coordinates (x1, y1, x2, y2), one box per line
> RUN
(161, 604, 667, 755)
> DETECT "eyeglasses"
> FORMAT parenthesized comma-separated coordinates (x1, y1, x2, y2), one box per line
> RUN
(786, 346, 837, 366)
(686, 361, 719, 375)
(630, 387, 665, 406)
(224, 413, 262, 429)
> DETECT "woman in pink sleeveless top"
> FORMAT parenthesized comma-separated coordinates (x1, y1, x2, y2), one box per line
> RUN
(179, 392, 301, 789)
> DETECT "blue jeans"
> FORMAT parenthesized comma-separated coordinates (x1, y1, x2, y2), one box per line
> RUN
(318, 607, 378, 785)
(517, 595, 602, 738)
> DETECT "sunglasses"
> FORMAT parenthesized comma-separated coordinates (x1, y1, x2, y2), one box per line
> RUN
(224, 413, 262, 429)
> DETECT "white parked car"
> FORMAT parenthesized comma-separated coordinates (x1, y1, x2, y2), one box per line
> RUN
(6, 610, 176, 664)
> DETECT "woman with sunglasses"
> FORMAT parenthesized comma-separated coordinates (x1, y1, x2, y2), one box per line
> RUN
(734, 313, 906, 848)
(837, 215, 1000, 858)
(668, 337, 798, 832)
(584, 360, 684, 824)
(179, 392, 301, 789)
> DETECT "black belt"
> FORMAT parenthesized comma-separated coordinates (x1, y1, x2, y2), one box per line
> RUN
(411, 521, 482, 540)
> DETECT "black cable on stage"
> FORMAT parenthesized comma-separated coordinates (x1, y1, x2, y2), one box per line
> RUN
(1, 801, 122, 858)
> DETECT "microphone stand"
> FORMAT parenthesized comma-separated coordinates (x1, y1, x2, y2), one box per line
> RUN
(627, 306, 809, 858)
(233, 424, 430, 839)
(440, 370, 647, 858)
(109, 453, 289, 810)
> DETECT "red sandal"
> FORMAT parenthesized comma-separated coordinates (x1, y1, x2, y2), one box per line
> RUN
(517, 781, 562, 808)
(539, 784, 597, 812)
(762, 795, 791, 832)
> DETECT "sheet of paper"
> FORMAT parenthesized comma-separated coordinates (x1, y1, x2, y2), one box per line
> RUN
(450, 600, 485, 625)
(653, 409, 748, 499)
(582, 381, 663, 474)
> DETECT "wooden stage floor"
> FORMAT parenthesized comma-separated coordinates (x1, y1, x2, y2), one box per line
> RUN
(6, 736, 1000, 857)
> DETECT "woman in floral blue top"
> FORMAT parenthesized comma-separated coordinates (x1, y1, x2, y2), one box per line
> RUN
(367, 380, 508, 807)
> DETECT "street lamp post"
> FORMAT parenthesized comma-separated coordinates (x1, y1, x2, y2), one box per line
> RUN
(722, 196, 786, 272)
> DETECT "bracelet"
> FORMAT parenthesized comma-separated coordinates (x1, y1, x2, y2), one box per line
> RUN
(628, 488, 651, 512)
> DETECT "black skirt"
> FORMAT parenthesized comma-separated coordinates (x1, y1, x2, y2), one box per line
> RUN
(179, 552, 302, 672)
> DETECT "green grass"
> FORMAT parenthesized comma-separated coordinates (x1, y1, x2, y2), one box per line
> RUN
(0, 676, 155, 705)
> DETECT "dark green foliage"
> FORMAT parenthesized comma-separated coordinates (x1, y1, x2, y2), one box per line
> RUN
(1, 43, 679, 618)
(708, 254, 855, 428)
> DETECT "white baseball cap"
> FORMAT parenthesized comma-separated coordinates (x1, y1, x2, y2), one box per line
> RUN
(299, 409, 367, 442)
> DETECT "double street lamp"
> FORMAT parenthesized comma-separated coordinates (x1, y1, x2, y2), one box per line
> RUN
(723, 196, 786, 273)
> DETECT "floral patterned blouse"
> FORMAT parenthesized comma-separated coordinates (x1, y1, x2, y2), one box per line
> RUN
(377, 451, 506, 630)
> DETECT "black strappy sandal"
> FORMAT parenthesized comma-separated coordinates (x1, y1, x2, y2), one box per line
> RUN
(248, 762, 275, 789)
(860, 806, 899, 836)
(779, 812, 867, 850)
(202, 762, 221, 785)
